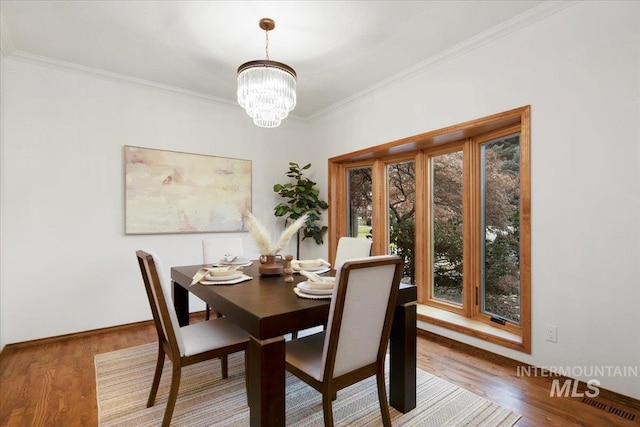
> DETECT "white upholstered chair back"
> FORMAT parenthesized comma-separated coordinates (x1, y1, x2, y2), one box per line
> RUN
(321, 255, 402, 380)
(139, 251, 186, 356)
(203, 237, 244, 265)
(333, 237, 373, 269)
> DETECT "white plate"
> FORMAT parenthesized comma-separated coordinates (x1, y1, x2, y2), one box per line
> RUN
(297, 281, 334, 295)
(204, 272, 243, 282)
(219, 258, 252, 266)
(293, 265, 329, 273)
(294, 287, 332, 299)
(200, 274, 252, 285)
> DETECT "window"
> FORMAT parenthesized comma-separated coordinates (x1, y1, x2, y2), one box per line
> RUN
(328, 107, 531, 352)
(346, 166, 373, 238)
(480, 135, 521, 324)
(430, 149, 464, 307)
(387, 160, 416, 284)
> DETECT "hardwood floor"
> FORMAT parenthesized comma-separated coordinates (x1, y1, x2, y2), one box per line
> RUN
(418, 331, 639, 426)
(1, 315, 638, 426)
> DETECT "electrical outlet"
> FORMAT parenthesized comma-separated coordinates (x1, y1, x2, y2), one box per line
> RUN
(545, 324, 557, 343)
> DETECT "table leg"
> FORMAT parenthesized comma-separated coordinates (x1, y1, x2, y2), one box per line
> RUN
(248, 336, 286, 427)
(172, 280, 190, 327)
(389, 302, 417, 412)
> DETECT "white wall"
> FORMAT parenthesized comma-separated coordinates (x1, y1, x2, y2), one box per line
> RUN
(0, 47, 6, 353)
(308, 1, 640, 399)
(0, 57, 312, 347)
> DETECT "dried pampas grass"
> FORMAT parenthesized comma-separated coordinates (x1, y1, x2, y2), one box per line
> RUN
(274, 214, 308, 254)
(245, 212, 309, 255)
(245, 212, 274, 254)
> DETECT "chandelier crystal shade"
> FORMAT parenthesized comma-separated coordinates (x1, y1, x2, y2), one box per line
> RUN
(237, 19, 297, 128)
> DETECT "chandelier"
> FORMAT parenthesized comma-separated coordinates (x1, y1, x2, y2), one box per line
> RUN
(237, 18, 297, 128)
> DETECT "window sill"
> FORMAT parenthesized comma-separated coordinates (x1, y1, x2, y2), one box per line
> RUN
(417, 304, 529, 353)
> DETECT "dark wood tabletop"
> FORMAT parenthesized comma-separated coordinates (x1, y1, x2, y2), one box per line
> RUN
(171, 262, 332, 338)
(171, 261, 417, 427)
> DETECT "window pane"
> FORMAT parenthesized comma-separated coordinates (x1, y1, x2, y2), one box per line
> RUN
(388, 161, 415, 284)
(346, 167, 373, 239)
(431, 151, 464, 305)
(481, 135, 521, 323)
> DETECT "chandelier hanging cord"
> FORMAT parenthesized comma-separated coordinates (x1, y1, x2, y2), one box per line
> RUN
(260, 18, 275, 61)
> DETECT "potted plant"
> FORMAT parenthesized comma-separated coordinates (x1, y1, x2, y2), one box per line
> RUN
(273, 162, 329, 259)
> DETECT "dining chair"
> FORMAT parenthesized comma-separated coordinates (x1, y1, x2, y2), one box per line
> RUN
(333, 236, 373, 269)
(285, 255, 403, 427)
(291, 237, 372, 340)
(202, 236, 244, 320)
(136, 250, 249, 427)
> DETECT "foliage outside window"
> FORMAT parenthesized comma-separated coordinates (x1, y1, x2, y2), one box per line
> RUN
(328, 106, 531, 353)
(480, 136, 521, 323)
(431, 150, 464, 306)
(387, 161, 416, 284)
(346, 167, 373, 238)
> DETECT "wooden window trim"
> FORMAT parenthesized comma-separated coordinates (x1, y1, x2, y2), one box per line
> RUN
(328, 106, 531, 353)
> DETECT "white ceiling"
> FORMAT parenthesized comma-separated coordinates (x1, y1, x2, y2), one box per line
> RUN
(1, 1, 553, 120)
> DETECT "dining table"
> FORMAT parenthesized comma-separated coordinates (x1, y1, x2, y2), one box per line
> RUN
(171, 261, 417, 427)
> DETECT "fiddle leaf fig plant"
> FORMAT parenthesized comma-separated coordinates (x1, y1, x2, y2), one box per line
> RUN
(273, 162, 329, 259)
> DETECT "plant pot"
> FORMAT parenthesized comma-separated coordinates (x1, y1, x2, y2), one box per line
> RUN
(259, 254, 284, 276)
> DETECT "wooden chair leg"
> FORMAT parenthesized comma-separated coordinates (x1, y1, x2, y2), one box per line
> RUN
(244, 351, 250, 405)
(322, 392, 335, 427)
(376, 371, 392, 427)
(147, 344, 165, 407)
(162, 363, 182, 427)
(221, 354, 228, 379)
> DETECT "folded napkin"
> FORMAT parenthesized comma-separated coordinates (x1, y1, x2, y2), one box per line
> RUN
(300, 270, 336, 290)
(292, 258, 331, 269)
(222, 253, 238, 263)
(217, 254, 252, 267)
(200, 274, 252, 286)
(191, 266, 240, 285)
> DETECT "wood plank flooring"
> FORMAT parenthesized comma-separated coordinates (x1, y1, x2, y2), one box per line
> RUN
(1, 315, 638, 426)
(418, 331, 639, 426)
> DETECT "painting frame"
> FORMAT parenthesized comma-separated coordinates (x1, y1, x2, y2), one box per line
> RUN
(124, 146, 252, 235)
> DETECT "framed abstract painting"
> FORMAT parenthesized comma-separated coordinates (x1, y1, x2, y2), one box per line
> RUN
(124, 146, 252, 234)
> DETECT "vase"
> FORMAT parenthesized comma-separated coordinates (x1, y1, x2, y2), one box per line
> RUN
(259, 254, 284, 276)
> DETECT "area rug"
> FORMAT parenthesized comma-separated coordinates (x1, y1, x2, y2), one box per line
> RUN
(95, 343, 521, 426)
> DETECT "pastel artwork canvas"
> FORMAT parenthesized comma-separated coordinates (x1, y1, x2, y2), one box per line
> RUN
(124, 146, 251, 234)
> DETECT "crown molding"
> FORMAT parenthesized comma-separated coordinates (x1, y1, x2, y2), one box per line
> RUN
(3, 49, 306, 121)
(7, 49, 239, 107)
(306, 0, 580, 122)
(1, 1, 577, 122)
